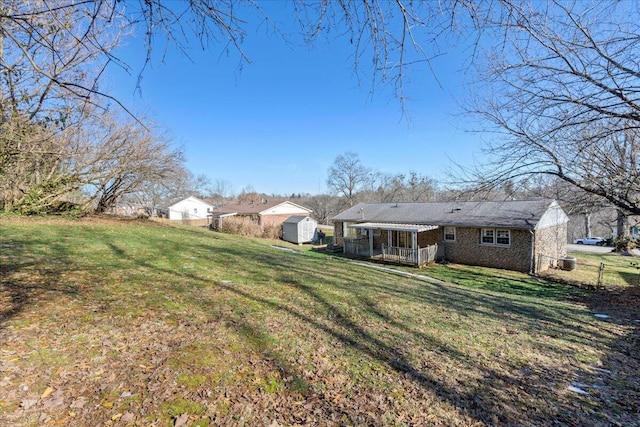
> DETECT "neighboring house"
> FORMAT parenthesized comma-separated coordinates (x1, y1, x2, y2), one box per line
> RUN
(111, 202, 150, 217)
(332, 199, 569, 273)
(632, 217, 640, 237)
(619, 215, 640, 239)
(163, 196, 214, 226)
(282, 216, 318, 244)
(211, 200, 312, 230)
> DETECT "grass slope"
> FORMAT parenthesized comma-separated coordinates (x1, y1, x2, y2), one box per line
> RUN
(1, 217, 638, 426)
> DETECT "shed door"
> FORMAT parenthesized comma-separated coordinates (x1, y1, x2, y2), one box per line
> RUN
(301, 219, 310, 241)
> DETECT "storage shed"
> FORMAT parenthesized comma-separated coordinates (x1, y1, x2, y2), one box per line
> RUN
(282, 216, 318, 244)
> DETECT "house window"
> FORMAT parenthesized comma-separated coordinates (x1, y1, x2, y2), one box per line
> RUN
(481, 229, 494, 244)
(194, 208, 198, 214)
(444, 227, 456, 242)
(496, 229, 510, 245)
(481, 228, 510, 246)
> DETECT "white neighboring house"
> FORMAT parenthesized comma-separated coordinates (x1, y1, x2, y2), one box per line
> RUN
(167, 196, 214, 221)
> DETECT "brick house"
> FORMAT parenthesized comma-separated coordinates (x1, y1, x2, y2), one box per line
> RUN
(332, 199, 569, 273)
(210, 200, 312, 231)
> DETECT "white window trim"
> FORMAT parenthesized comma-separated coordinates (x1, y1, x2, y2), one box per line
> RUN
(496, 229, 511, 246)
(480, 228, 511, 246)
(444, 226, 456, 242)
(481, 228, 495, 244)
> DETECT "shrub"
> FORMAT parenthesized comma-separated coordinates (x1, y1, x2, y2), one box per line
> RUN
(219, 216, 262, 237)
(614, 236, 637, 253)
(262, 224, 282, 239)
(13, 175, 80, 216)
(218, 216, 283, 239)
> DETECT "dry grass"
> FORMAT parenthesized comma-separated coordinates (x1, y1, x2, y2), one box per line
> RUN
(219, 216, 281, 239)
(1, 216, 638, 426)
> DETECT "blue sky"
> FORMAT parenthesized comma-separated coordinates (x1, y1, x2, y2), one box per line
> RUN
(106, 3, 483, 196)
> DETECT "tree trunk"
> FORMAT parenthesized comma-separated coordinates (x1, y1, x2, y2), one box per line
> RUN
(584, 212, 592, 237)
(617, 210, 630, 238)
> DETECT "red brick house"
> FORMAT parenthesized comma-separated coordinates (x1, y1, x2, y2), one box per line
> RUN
(211, 200, 312, 231)
(332, 199, 569, 273)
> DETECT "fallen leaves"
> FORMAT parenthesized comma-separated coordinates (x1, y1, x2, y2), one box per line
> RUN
(174, 413, 189, 427)
(2, 217, 640, 426)
(40, 386, 53, 399)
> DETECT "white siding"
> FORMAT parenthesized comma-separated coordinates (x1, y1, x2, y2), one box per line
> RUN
(282, 216, 318, 243)
(261, 202, 311, 216)
(168, 197, 213, 220)
(535, 200, 570, 230)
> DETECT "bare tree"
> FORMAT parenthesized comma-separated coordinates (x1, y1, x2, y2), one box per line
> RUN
(523, 175, 612, 238)
(327, 152, 373, 207)
(0, 105, 88, 214)
(11, 0, 640, 223)
(0, 1, 127, 119)
(464, 1, 640, 217)
(304, 194, 340, 225)
(191, 174, 214, 199)
(237, 186, 267, 204)
(371, 172, 437, 203)
(64, 113, 185, 213)
(0, 107, 186, 215)
(130, 165, 193, 216)
(207, 178, 233, 207)
(0, 1, 483, 119)
(212, 179, 233, 199)
(0, 0, 127, 212)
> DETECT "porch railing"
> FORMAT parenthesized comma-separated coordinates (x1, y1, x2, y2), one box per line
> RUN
(382, 244, 440, 266)
(344, 238, 371, 256)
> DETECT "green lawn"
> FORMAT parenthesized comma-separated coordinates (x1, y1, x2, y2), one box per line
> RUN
(1, 217, 638, 426)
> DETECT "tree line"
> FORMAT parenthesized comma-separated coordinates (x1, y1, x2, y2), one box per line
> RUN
(1, 1, 639, 230)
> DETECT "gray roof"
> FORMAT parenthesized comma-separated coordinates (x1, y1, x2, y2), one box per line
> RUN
(283, 215, 315, 224)
(332, 199, 567, 230)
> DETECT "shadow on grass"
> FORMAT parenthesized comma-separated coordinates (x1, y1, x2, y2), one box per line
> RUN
(3, 221, 637, 425)
(0, 238, 80, 331)
(618, 270, 640, 287)
(116, 239, 616, 425)
(576, 286, 640, 425)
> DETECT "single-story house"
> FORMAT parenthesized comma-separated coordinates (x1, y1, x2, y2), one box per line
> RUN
(282, 216, 318, 244)
(210, 200, 312, 230)
(332, 199, 569, 273)
(161, 196, 214, 226)
(111, 202, 151, 217)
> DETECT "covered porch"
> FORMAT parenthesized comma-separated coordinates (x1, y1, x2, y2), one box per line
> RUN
(344, 222, 443, 266)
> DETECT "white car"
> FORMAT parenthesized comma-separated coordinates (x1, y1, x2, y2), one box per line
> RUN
(573, 237, 605, 246)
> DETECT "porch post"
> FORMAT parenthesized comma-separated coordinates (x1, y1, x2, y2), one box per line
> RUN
(412, 231, 418, 265)
(369, 228, 374, 257)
